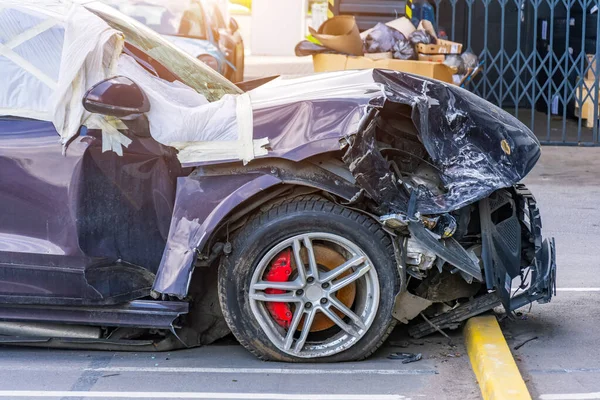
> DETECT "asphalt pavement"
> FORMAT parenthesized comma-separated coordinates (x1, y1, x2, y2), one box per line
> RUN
(0, 147, 598, 400)
(0, 329, 479, 400)
(506, 146, 600, 400)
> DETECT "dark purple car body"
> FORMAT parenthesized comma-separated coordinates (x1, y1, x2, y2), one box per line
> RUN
(0, 5, 556, 360)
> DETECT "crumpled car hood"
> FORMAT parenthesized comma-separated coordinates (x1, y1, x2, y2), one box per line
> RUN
(250, 69, 540, 215)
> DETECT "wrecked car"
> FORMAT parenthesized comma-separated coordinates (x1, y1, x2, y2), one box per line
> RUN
(0, 1, 556, 362)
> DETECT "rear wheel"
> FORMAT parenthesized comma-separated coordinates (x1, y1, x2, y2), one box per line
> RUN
(218, 197, 399, 362)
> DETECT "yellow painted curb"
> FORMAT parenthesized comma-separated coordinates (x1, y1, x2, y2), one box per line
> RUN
(464, 315, 531, 400)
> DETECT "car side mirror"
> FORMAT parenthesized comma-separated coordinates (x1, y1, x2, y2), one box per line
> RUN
(229, 17, 239, 33)
(83, 76, 150, 119)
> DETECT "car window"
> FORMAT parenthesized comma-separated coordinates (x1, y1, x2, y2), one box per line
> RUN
(87, 3, 242, 102)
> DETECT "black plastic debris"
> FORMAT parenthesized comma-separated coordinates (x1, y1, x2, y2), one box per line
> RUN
(392, 39, 415, 60)
(408, 30, 436, 46)
(295, 40, 337, 57)
(387, 352, 423, 363)
(513, 336, 538, 350)
(364, 23, 405, 53)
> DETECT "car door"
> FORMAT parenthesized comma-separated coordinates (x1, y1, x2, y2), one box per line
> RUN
(0, 51, 183, 305)
(0, 118, 100, 303)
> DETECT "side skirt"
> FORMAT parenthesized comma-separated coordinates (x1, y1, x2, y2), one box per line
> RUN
(0, 300, 188, 330)
(0, 335, 183, 352)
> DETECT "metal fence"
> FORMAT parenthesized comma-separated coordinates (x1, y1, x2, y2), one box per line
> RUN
(333, 0, 600, 145)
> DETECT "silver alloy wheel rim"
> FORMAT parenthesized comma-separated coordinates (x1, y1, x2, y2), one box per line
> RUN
(249, 233, 380, 358)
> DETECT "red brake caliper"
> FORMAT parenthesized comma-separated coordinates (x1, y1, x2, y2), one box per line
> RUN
(265, 249, 293, 328)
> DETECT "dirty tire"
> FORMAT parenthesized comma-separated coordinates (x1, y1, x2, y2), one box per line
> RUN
(218, 197, 399, 362)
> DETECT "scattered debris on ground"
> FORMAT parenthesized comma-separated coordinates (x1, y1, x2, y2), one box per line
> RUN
(513, 336, 539, 350)
(387, 352, 423, 363)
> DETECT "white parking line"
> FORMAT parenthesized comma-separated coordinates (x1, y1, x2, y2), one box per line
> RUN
(512, 288, 600, 292)
(0, 391, 409, 399)
(91, 366, 435, 375)
(541, 393, 600, 399)
(1, 365, 436, 375)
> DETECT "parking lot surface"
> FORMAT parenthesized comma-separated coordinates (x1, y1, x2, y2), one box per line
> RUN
(506, 146, 600, 400)
(0, 329, 479, 400)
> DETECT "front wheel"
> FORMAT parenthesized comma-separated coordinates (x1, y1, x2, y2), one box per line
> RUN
(218, 197, 399, 362)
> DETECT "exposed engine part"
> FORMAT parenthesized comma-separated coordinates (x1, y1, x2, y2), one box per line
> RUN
(406, 239, 437, 273)
(408, 221, 482, 282)
(420, 213, 458, 239)
(414, 270, 481, 302)
(380, 213, 409, 229)
(403, 164, 445, 197)
(420, 215, 438, 230)
(0, 321, 101, 339)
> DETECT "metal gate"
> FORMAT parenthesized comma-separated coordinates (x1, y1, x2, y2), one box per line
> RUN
(331, 0, 600, 145)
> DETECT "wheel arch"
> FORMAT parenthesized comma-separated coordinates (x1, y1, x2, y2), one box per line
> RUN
(151, 155, 363, 299)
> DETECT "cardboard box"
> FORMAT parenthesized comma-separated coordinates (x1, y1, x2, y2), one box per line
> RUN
(576, 79, 598, 102)
(308, 16, 364, 56)
(417, 20, 437, 39)
(575, 97, 598, 128)
(312, 53, 456, 84)
(587, 55, 597, 81)
(386, 17, 416, 37)
(416, 39, 463, 54)
(365, 52, 393, 60)
(418, 54, 445, 62)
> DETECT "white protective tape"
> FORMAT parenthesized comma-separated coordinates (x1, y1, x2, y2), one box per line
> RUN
(237, 92, 268, 164)
(53, 4, 125, 146)
(172, 93, 268, 165)
(84, 114, 132, 156)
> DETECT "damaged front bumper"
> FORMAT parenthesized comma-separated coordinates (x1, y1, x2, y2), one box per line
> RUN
(479, 184, 556, 311)
(507, 185, 557, 311)
(405, 184, 556, 338)
(400, 184, 557, 338)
